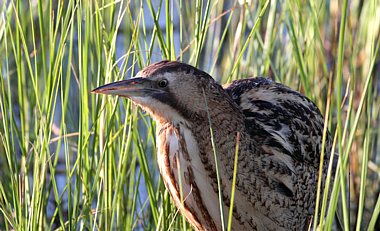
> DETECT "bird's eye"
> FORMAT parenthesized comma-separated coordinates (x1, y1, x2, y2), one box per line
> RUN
(158, 79, 168, 88)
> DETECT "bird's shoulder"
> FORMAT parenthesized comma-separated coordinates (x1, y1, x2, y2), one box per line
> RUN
(224, 77, 331, 167)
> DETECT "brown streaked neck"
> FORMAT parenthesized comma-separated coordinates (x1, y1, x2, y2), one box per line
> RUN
(179, 94, 253, 162)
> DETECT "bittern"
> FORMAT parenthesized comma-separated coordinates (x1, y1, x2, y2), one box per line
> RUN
(92, 61, 333, 231)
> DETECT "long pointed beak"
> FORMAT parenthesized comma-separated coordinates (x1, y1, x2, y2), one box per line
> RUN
(91, 78, 154, 97)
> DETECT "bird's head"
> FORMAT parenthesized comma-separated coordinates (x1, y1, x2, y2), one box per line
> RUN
(92, 60, 235, 125)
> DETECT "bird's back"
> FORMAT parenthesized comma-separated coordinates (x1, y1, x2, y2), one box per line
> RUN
(224, 77, 332, 230)
(225, 77, 331, 167)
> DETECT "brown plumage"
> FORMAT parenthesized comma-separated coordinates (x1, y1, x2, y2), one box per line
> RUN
(92, 60, 333, 231)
